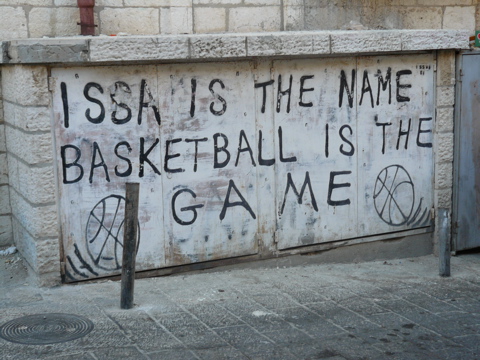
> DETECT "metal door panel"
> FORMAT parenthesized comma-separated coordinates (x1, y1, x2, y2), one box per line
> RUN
(357, 54, 435, 236)
(52, 66, 165, 282)
(274, 54, 435, 250)
(273, 58, 359, 249)
(158, 62, 258, 266)
(454, 53, 480, 251)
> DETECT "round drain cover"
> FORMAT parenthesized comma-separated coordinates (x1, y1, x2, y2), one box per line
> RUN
(0, 313, 94, 345)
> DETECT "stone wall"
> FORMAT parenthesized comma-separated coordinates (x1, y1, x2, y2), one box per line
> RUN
(434, 50, 456, 255)
(0, 71, 13, 247)
(0, 0, 477, 40)
(0, 0, 471, 285)
(1, 65, 60, 286)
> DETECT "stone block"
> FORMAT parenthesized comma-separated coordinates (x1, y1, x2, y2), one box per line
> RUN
(0, 215, 13, 247)
(331, 31, 402, 54)
(435, 161, 453, 189)
(312, 33, 331, 54)
(194, 7, 226, 34)
(358, 6, 403, 30)
(436, 107, 454, 133)
(400, 7, 443, 29)
(100, 8, 160, 35)
(17, 105, 51, 132)
(0, 185, 11, 215)
(94, 0, 124, 6)
(89, 36, 189, 62)
(304, 0, 330, 6)
(3, 102, 51, 132)
(436, 132, 454, 162)
(193, 0, 241, 4)
(0, 7, 28, 40)
(36, 238, 60, 276)
(435, 188, 452, 210)
(37, 270, 62, 287)
(13, 160, 56, 205)
(12, 217, 37, 272)
(8, 39, 89, 64)
(168, 6, 193, 34)
(305, 5, 345, 30)
(0, 153, 8, 184)
(247, 32, 328, 56)
(124, 0, 190, 6)
(443, 6, 476, 31)
(284, 6, 305, 31)
(418, 0, 472, 5)
(190, 34, 246, 58)
(1, 40, 9, 64)
(160, 7, 192, 35)
(229, 7, 281, 32)
(10, 189, 58, 239)
(6, 154, 18, 187)
(436, 86, 455, 107)
(401, 30, 469, 51)
(10, 0, 52, 4)
(1, 65, 49, 106)
(284, 0, 304, 5)
(2, 101, 14, 126)
(0, 124, 5, 152)
(53, 0, 80, 3)
(244, 0, 278, 4)
(29, 7, 80, 38)
(5, 127, 54, 165)
(436, 51, 456, 86)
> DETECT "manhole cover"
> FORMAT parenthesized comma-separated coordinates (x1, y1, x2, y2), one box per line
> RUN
(0, 313, 94, 345)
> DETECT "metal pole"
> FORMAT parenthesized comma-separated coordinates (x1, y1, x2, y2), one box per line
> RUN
(121, 183, 140, 309)
(438, 208, 451, 277)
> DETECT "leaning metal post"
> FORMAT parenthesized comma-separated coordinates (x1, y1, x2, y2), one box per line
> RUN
(438, 208, 451, 277)
(120, 183, 140, 309)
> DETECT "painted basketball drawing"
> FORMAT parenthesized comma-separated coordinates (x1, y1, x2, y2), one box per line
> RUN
(85, 195, 140, 271)
(373, 165, 415, 226)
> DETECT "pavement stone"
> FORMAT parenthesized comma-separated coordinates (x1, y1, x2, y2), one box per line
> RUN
(0, 253, 480, 359)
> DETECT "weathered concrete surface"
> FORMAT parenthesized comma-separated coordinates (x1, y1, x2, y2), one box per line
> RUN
(0, 30, 470, 65)
(1, 251, 479, 359)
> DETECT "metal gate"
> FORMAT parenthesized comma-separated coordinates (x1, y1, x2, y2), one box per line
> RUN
(453, 52, 480, 251)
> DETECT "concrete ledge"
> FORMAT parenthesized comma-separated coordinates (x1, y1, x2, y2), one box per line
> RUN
(7, 39, 89, 64)
(0, 29, 470, 65)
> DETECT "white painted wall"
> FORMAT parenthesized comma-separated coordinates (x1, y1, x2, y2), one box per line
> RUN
(52, 54, 435, 281)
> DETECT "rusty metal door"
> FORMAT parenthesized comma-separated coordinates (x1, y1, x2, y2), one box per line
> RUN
(453, 52, 480, 251)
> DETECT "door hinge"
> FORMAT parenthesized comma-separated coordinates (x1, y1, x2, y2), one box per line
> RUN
(452, 221, 459, 234)
(273, 230, 279, 243)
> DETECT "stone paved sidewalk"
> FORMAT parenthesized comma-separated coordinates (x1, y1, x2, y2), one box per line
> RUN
(1, 252, 479, 360)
